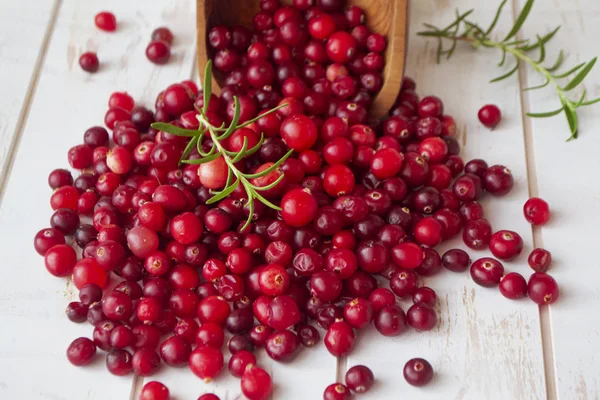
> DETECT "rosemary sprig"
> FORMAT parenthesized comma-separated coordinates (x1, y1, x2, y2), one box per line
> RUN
(151, 61, 292, 229)
(417, 0, 600, 140)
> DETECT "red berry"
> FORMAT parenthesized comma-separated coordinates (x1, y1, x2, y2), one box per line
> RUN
(403, 358, 434, 386)
(499, 272, 528, 299)
(478, 104, 502, 128)
(189, 346, 224, 382)
(280, 114, 318, 152)
(146, 41, 171, 65)
(370, 148, 403, 180)
(523, 197, 551, 225)
(528, 248, 552, 272)
(241, 366, 272, 400)
(79, 52, 99, 73)
(140, 381, 169, 400)
(323, 383, 351, 400)
(489, 230, 524, 260)
(95, 11, 117, 31)
(327, 32, 357, 63)
(470, 257, 504, 287)
(324, 320, 355, 357)
(528, 272, 559, 304)
(280, 188, 318, 227)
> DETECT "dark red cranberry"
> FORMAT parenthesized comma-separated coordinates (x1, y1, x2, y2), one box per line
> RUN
(499, 272, 528, 299)
(528, 272, 559, 304)
(478, 104, 502, 128)
(470, 257, 504, 287)
(404, 358, 434, 386)
(463, 218, 492, 250)
(441, 249, 470, 272)
(528, 248, 552, 272)
(374, 305, 408, 336)
(265, 330, 300, 362)
(523, 197, 551, 226)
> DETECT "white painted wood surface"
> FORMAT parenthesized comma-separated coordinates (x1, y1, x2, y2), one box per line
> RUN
(0, 0, 599, 399)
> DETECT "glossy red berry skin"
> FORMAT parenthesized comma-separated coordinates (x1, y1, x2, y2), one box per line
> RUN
(403, 358, 434, 386)
(441, 249, 471, 272)
(370, 148, 404, 180)
(280, 114, 318, 152)
(146, 41, 171, 65)
(412, 287, 437, 307)
(189, 346, 224, 382)
(489, 230, 524, 260)
(280, 188, 318, 227)
(343, 298, 373, 329)
(390, 270, 419, 299)
(528, 248, 552, 272)
(79, 52, 99, 73)
(462, 218, 492, 250)
(241, 366, 273, 400)
(327, 31, 357, 63)
(523, 197, 551, 226)
(67, 337, 97, 366)
(374, 305, 408, 337)
(323, 383, 351, 400)
(140, 381, 169, 400)
(391, 242, 424, 269)
(95, 11, 117, 31)
(44, 244, 77, 277)
(170, 212, 204, 245)
(345, 365, 375, 393)
(407, 304, 437, 331)
(483, 165, 514, 196)
(324, 320, 355, 357)
(478, 104, 502, 128)
(323, 164, 355, 197)
(528, 272, 559, 304)
(470, 257, 504, 287)
(499, 272, 528, 300)
(413, 217, 443, 247)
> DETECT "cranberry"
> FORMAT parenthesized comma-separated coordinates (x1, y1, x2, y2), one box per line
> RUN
(79, 52, 99, 72)
(324, 320, 355, 357)
(523, 197, 551, 225)
(266, 330, 300, 361)
(369, 288, 395, 312)
(208, 25, 231, 49)
(66, 337, 96, 366)
(94, 11, 116, 31)
(460, 201, 485, 222)
(159, 336, 191, 367)
(241, 366, 273, 400)
(189, 346, 224, 381)
(127, 226, 159, 258)
(228, 350, 256, 378)
(478, 104, 502, 128)
(102, 290, 133, 321)
(292, 248, 324, 276)
(374, 305, 408, 336)
(197, 295, 230, 325)
(441, 249, 471, 272)
(484, 165, 514, 196)
(65, 302, 88, 323)
(528, 248, 552, 272)
(345, 365, 375, 393)
(391, 242, 424, 269)
(528, 272, 559, 304)
(499, 272, 528, 299)
(152, 27, 174, 44)
(249, 324, 273, 348)
(310, 271, 342, 302)
(453, 173, 483, 202)
(470, 257, 504, 287)
(343, 298, 373, 329)
(323, 384, 351, 400)
(281, 188, 318, 227)
(280, 114, 318, 152)
(465, 159, 489, 178)
(390, 270, 419, 298)
(109, 325, 134, 349)
(413, 217, 443, 247)
(400, 153, 429, 187)
(463, 218, 492, 250)
(370, 148, 404, 180)
(146, 41, 171, 64)
(297, 324, 320, 347)
(323, 164, 355, 196)
(140, 381, 169, 400)
(106, 349, 133, 376)
(404, 358, 434, 386)
(407, 304, 437, 331)
(489, 230, 524, 260)
(196, 322, 225, 348)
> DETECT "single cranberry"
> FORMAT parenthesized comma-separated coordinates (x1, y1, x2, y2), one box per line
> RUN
(34, 228, 66, 256)
(470, 257, 504, 287)
(228, 350, 256, 378)
(241, 366, 273, 400)
(106, 349, 133, 376)
(297, 324, 320, 347)
(463, 218, 492, 250)
(523, 197, 551, 225)
(109, 325, 134, 349)
(66, 337, 96, 366)
(407, 304, 437, 331)
(528, 272, 559, 304)
(499, 272, 528, 299)
(280, 114, 318, 152)
(280, 188, 318, 227)
(79, 52, 99, 72)
(159, 336, 191, 367)
(369, 288, 396, 313)
(324, 320, 355, 357)
(404, 358, 434, 386)
(413, 217, 443, 247)
(196, 322, 225, 348)
(189, 346, 224, 381)
(265, 330, 300, 362)
(94, 11, 116, 31)
(441, 249, 471, 272)
(323, 384, 351, 400)
(483, 165, 514, 196)
(140, 381, 169, 400)
(102, 290, 133, 321)
(391, 242, 424, 269)
(453, 173, 483, 202)
(343, 298, 373, 329)
(310, 271, 342, 302)
(390, 270, 419, 298)
(528, 248, 552, 272)
(345, 365, 375, 393)
(489, 230, 524, 260)
(374, 305, 408, 336)
(152, 26, 174, 45)
(146, 40, 171, 64)
(400, 153, 429, 187)
(228, 334, 254, 354)
(478, 104, 502, 128)
(65, 302, 88, 323)
(459, 201, 485, 222)
(249, 324, 273, 348)
(197, 295, 230, 325)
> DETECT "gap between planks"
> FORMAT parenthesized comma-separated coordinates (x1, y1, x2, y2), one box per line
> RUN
(510, 0, 559, 398)
(0, 0, 63, 206)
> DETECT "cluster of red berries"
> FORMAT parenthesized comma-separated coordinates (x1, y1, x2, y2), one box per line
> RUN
(79, 11, 173, 73)
(39, 0, 561, 399)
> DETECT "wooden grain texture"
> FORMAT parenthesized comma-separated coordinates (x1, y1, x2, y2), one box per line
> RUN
(346, 1, 548, 398)
(0, 0, 196, 398)
(517, 0, 600, 398)
(196, 0, 407, 118)
(0, 0, 58, 188)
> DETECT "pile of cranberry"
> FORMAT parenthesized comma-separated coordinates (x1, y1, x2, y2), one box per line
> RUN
(36, 0, 559, 399)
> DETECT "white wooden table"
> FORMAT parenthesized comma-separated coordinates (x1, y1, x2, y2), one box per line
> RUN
(0, 0, 598, 399)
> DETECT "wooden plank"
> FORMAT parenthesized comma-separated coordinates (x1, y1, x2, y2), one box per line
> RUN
(346, 1, 548, 398)
(0, 0, 58, 187)
(0, 0, 196, 398)
(517, 0, 600, 398)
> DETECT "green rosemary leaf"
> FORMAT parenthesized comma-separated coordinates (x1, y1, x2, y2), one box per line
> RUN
(253, 172, 285, 191)
(224, 167, 233, 189)
(526, 107, 564, 118)
(504, 39, 530, 47)
(546, 50, 564, 72)
(490, 61, 519, 82)
(252, 190, 282, 211)
(485, 0, 507, 36)
(575, 89, 588, 107)
(180, 136, 199, 164)
(242, 149, 294, 179)
(524, 79, 550, 91)
(236, 103, 288, 129)
(150, 122, 199, 137)
(563, 105, 579, 140)
(446, 38, 458, 59)
(443, 9, 474, 33)
(219, 97, 241, 140)
(562, 57, 597, 91)
(503, 0, 534, 42)
(436, 37, 443, 64)
(206, 179, 239, 204)
(244, 134, 266, 157)
(203, 61, 212, 114)
(553, 62, 585, 79)
(498, 49, 507, 67)
(417, 30, 449, 38)
(582, 97, 600, 106)
(231, 137, 249, 163)
(181, 152, 221, 165)
(536, 36, 546, 63)
(519, 26, 560, 52)
(464, 20, 485, 36)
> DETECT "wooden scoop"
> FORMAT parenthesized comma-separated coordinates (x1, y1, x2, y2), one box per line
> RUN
(197, 0, 408, 119)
